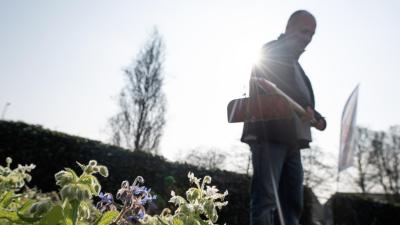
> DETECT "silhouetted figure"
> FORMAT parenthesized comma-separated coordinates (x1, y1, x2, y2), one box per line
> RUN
(241, 10, 327, 225)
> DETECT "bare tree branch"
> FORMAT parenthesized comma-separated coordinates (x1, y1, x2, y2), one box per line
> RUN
(109, 28, 166, 154)
(301, 146, 335, 189)
(181, 147, 227, 171)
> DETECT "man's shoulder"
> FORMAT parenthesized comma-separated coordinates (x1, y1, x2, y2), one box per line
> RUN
(261, 39, 287, 58)
(261, 40, 279, 52)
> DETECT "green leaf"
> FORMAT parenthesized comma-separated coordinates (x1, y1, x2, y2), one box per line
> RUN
(155, 215, 170, 225)
(17, 200, 42, 223)
(62, 200, 74, 225)
(18, 199, 35, 212)
(94, 210, 119, 225)
(38, 205, 63, 225)
(70, 200, 80, 225)
(0, 191, 14, 207)
(172, 218, 184, 225)
(0, 208, 20, 223)
(65, 168, 79, 181)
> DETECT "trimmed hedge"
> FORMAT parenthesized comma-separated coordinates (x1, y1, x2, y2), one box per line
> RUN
(0, 120, 250, 224)
(328, 193, 400, 225)
(0, 120, 327, 224)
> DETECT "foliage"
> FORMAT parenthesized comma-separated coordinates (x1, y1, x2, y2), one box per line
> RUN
(0, 120, 249, 224)
(0, 157, 37, 224)
(0, 157, 35, 193)
(330, 192, 400, 225)
(109, 28, 166, 154)
(0, 157, 228, 225)
(143, 172, 228, 225)
(0, 158, 114, 225)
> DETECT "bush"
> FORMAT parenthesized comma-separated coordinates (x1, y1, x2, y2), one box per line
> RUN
(328, 193, 400, 225)
(0, 120, 249, 224)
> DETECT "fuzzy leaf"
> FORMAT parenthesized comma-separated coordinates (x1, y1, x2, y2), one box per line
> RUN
(0, 208, 20, 223)
(172, 218, 184, 225)
(37, 205, 63, 225)
(62, 200, 74, 225)
(0, 191, 14, 208)
(94, 210, 119, 225)
(17, 200, 42, 223)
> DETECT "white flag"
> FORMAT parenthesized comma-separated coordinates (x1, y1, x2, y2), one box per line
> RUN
(338, 85, 359, 172)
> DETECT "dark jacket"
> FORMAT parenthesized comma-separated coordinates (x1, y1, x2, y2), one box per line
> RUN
(241, 35, 325, 148)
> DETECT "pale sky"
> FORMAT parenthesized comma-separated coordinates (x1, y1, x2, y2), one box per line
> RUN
(1, 0, 400, 168)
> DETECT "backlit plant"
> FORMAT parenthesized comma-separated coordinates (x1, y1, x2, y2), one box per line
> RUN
(142, 172, 228, 225)
(0, 157, 229, 225)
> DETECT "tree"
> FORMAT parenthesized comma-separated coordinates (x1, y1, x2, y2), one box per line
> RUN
(351, 126, 400, 200)
(368, 126, 400, 199)
(353, 127, 378, 193)
(225, 144, 252, 176)
(182, 147, 226, 171)
(109, 29, 166, 154)
(301, 145, 334, 189)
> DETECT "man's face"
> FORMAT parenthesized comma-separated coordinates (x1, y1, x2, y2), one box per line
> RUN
(285, 14, 316, 52)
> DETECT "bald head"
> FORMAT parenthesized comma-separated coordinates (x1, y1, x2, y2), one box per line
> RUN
(284, 10, 317, 53)
(286, 10, 316, 31)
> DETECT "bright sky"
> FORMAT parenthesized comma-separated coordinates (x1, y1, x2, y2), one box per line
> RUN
(1, 0, 400, 166)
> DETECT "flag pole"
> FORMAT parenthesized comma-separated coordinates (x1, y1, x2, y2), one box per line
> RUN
(336, 166, 340, 193)
(337, 84, 360, 193)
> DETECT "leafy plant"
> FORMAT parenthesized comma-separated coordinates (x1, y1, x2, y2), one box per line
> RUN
(52, 159, 113, 225)
(0, 158, 229, 225)
(0, 157, 35, 193)
(143, 172, 228, 225)
(0, 158, 116, 225)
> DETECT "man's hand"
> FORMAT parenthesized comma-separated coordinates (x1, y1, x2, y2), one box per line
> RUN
(301, 107, 315, 122)
(302, 106, 326, 131)
(313, 119, 326, 131)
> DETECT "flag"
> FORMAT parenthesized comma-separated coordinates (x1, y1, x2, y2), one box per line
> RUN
(338, 85, 359, 172)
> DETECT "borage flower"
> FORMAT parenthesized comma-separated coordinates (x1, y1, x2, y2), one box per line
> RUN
(112, 176, 156, 224)
(127, 209, 145, 223)
(96, 192, 117, 213)
(99, 192, 113, 204)
(140, 194, 157, 205)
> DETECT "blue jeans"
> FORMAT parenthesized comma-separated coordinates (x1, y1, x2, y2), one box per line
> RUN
(250, 142, 303, 225)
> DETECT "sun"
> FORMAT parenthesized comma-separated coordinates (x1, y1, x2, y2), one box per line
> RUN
(238, 42, 264, 71)
(249, 47, 264, 67)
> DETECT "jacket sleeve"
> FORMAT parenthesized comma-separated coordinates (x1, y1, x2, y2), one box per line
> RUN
(301, 71, 327, 130)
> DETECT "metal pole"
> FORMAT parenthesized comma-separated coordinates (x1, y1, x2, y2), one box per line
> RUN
(1, 102, 11, 119)
(336, 169, 340, 193)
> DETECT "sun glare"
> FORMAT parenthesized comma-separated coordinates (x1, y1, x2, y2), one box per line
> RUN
(239, 44, 264, 71)
(249, 48, 263, 66)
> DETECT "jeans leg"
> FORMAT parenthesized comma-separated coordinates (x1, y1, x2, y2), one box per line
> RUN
(278, 149, 304, 225)
(250, 143, 287, 225)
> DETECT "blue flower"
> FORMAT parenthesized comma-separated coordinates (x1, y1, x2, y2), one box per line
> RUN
(127, 215, 139, 223)
(134, 186, 149, 195)
(137, 210, 145, 219)
(140, 194, 157, 205)
(127, 210, 145, 223)
(99, 192, 113, 204)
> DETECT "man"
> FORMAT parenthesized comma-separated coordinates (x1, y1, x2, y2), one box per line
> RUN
(241, 10, 326, 225)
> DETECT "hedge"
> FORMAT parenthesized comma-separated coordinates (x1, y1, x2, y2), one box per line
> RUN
(327, 192, 400, 225)
(0, 120, 330, 224)
(0, 120, 251, 224)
